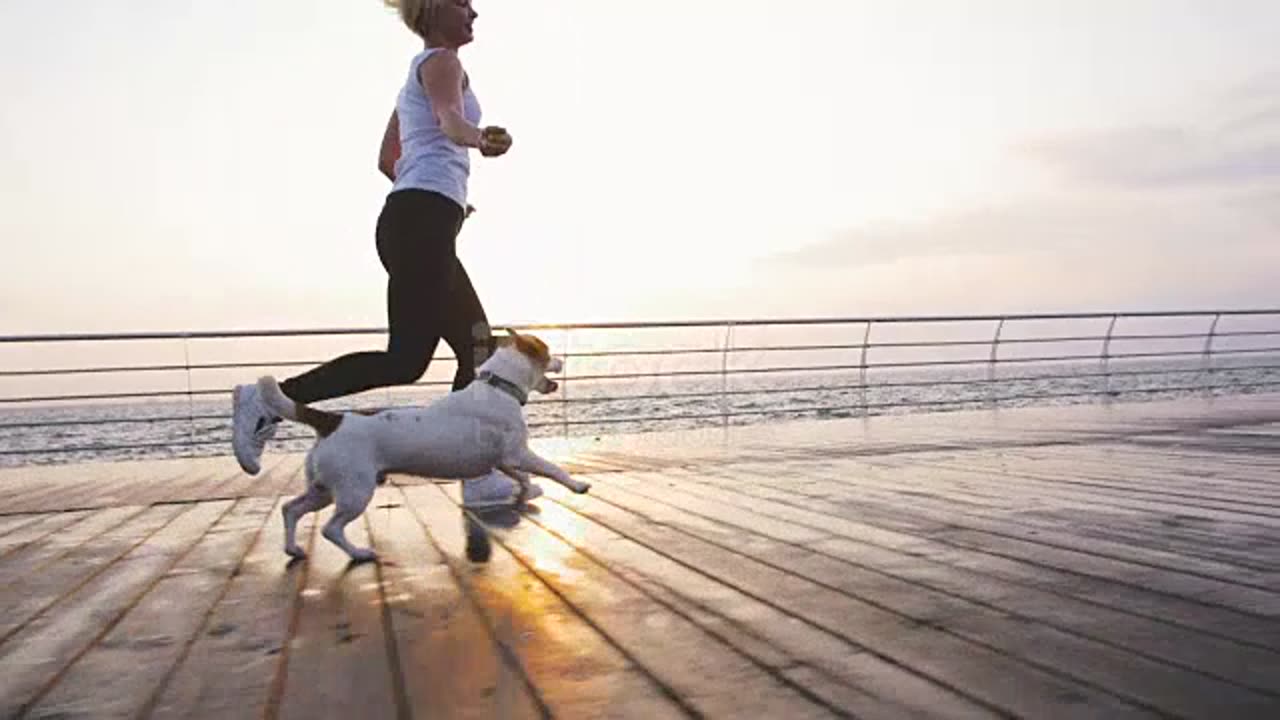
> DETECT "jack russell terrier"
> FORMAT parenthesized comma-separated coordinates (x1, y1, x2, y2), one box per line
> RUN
(256, 330, 590, 563)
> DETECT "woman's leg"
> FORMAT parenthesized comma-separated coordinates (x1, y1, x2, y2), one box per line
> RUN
(441, 260, 492, 391)
(279, 191, 462, 403)
(232, 190, 462, 474)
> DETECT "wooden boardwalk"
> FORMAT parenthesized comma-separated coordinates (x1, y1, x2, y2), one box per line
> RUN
(0, 395, 1278, 719)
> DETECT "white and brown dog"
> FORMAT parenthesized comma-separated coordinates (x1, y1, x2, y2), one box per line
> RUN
(256, 330, 589, 563)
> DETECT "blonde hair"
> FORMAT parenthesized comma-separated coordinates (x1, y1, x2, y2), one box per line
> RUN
(383, 0, 434, 38)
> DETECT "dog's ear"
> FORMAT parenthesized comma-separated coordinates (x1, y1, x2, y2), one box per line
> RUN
(506, 332, 552, 366)
(504, 327, 521, 339)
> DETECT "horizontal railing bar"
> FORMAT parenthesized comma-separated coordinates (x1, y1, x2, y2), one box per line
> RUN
(6, 347, 1279, 405)
(0, 382, 456, 405)
(4, 363, 1278, 430)
(8, 330, 1280, 379)
(7, 379, 1278, 456)
(545, 347, 1280, 384)
(5, 309, 1280, 344)
(524, 380, 1280, 429)
(0, 357, 453, 378)
(561, 330, 1280, 356)
(531, 364, 1280, 406)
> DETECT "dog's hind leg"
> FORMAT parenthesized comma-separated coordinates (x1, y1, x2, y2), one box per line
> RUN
(321, 475, 378, 563)
(511, 448, 591, 494)
(282, 486, 331, 560)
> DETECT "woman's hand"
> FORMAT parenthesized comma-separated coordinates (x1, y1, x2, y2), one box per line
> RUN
(478, 126, 512, 157)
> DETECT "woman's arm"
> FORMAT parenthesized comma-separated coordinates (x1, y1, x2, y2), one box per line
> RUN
(420, 49, 511, 156)
(378, 109, 400, 181)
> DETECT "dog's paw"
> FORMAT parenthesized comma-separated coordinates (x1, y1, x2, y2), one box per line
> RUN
(284, 545, 307, 560)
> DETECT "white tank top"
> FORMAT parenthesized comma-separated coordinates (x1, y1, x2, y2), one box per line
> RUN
(391, 47, 482, 208)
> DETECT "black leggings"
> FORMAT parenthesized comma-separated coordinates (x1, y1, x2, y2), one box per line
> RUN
(280, 189, 491, 404)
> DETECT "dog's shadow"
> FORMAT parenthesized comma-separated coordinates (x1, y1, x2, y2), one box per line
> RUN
(281, 502, 544, 570)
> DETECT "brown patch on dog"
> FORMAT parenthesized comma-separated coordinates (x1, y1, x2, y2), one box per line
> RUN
(511, 333, 552, 368)
(296, 403, 343, 438)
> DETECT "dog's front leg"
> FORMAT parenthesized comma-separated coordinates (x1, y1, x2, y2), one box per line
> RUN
(498, 465, 533, 504)
(512, 448, 591, 494)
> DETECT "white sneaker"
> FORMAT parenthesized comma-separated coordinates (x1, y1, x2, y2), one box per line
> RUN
(232, 383, 279, 475)
(462, 470, 544, 509)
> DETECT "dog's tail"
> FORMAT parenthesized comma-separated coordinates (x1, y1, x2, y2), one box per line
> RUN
(256, 376, 344, 438)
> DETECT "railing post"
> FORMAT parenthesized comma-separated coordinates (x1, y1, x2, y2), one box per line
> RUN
(720, 322, 734, 428)
(1101, 314, 1119, 401)
(1202, 312, 1221, 397)
(183, 335, 196, 457)
(987, 318, 1006, 408)
(561, 328, 571, 439)
(859, 321, 873, 416)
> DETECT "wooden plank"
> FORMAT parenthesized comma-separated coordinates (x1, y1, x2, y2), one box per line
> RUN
(830, 476, 1280, 574)
(0, 476, 62, 506)
(999, 448, 1280, 496)
(0, 510, 90, 558)
(516, 491, 999, 720)
(125, 466, 246, 506)
(898, 458, 1280, 524)
(275, 507, 403, 720)
(0, 504, 187, 645)
(146, 498, 315, 720)
(0, 505, 149, 579)
(435, 485, 844, 719)
(0, 468, 118, 513)
(870, 449, 1280, 508)
(748, 454, 1280, 573)
(1098, 442, 1280, 476)
(66, 464, 201, 510)
(576, 476, 1280, 717)
(0, 513, 48, 536)
(143, 454, 296, 506)
(25, 498, 276, 719)
(764, 462, 1280, 580)
(263, 456, 307, 500)
(651, 464, 1280, 649)
(398, 484, 689, 720)
(535, 482, 1157, 719)
(0, 500, 234, 718)
(710, 462, 1280, 610)
(912, 451, 1280, 515)
(580, 473, 1280, 698)
(5, 461, 183, 514)
(807, 537, 1280, 695)
(97, 454, 267, 508)
(228, 455, 305, 500)
(363, 487, 545, 719)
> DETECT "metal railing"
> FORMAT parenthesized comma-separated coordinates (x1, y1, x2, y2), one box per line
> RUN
(2, 309, 1279, 464)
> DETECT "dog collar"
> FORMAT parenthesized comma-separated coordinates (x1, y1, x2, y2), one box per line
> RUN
(477, 370, 528, 405)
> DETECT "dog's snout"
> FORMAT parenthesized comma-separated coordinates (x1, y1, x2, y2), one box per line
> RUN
(548, 357, 563, 374)
(544, 379, 559, 393)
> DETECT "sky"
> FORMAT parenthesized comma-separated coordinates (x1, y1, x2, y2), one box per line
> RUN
(2, 0, 1278, 335)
